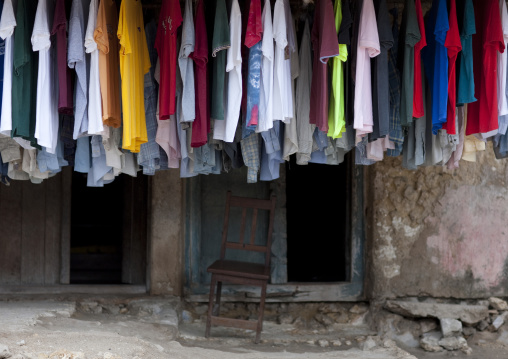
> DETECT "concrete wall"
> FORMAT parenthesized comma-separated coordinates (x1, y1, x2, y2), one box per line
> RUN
(366, 143, 508, 300)
(148, 170, 184, 296)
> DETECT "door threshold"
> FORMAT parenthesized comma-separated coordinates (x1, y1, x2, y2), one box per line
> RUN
(0, 285, 147, 295)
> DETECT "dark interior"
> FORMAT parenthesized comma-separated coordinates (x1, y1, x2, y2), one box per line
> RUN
(70, 172, 124, 284)
(286, 153, 350, 282)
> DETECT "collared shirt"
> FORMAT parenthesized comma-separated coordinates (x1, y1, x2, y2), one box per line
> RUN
(241, 133, 260, 183)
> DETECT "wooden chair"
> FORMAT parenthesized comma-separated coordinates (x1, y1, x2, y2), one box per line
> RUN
(205, 191, 277, 344)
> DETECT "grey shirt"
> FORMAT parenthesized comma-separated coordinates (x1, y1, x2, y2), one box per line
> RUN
(178, 0, 195, 125)
(68, 0, 90, 139)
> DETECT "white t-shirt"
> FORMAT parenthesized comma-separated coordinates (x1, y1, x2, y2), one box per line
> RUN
(178, 0, 195, 124)
(257, 0, 274, 133)
(85, 0, 103, 135)
(272, 0, 292, 124)
(213, 0, 242, 142)
(0, 0, 16, 136)
(498, 0, 508, 117)
(32, 0, 59, 154)
(353, 0, 380, 137)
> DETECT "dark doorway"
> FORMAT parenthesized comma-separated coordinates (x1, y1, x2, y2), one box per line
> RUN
(70, 172, 125, 284)
(286, 153, 351, 282)
(70, 172, 148, 284)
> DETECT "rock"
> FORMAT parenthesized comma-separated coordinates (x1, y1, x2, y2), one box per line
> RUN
(349, 312, 368, 326)
(345, 340, 352, 346)
(477, 320, 489, 331)
(119, 308, 128, 314)
(461, 346, 473, 355)
(440, 318, 463, 338)
(349, 304, 369, 314)
(438, 336, 468, 351)
(78, 301, 102, 314)
(181, 310, 193, 323)
(277, 314, 293, 325)
(332, 340, 342, 347)
(489, 297, 508, 311)
(306, 340, 316, 346)
(293, 317, 305, 328)
(385, 300, 489, 325)
(490, 312, 508, 331)
(0, 344, 11, 359)
(355, 336, 366, 342)
(16, 341, 25, 347)
(102, 305, 120, 315)
(314, 313, 334, 327)
(383, 339, 397, 349)
(318, 340, 329, 347)
(462, 327, 476, 338)
(318, 304, 342, 313)
(327, 311, 349, 324)
(362, 337, 377, 351)
(420, 319, 438, 333)
(420, 337, 443, 352)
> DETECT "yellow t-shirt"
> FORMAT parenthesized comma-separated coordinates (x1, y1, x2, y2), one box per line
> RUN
(117, 0, 150, 153)
(327, 0, 348, 139)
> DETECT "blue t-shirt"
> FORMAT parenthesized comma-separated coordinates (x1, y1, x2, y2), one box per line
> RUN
(422, 0, 449, 134)
(243, 42, 263, 138)
(456, 0, 476, 105)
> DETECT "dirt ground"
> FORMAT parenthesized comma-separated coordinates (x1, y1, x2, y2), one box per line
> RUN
(1, 298, 508, 359)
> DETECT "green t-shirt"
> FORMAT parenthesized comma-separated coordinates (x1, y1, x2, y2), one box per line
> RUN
(210, 0, 230, 121)
(328, 0, 348, 139)
(11, 0, 38, 147)
(399, 0, 421, 127)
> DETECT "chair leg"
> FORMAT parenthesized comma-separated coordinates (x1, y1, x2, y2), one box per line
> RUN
(214, 281, 222, 316)
(255, 282, 267, 344)
(205, 276, 217, 338)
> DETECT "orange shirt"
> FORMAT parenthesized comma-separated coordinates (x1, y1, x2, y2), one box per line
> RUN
(95, 0, 121, 128)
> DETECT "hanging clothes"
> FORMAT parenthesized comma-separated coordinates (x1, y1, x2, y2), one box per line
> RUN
(190, 0, 209, 148)
(33, 0, 59, 154)
(412, 0, 426, 119)
(442, 0, 461, 135)
(309, 0, 339, 133)
(210, 0, 229, 123)
(117, 0, 150, 153)
(213, 0, 242, 142)
(95, 0, 121, 129)
(466, 0, 505, 136)
(455, 0, 476, 106)
(11, 0, 38, 147)
(155, 0, 182, 120)
(257, 0, 273, 133)
(178, 0, 195, 126)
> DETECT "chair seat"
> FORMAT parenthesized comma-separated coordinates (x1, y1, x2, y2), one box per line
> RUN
(207, 260, 270, 280)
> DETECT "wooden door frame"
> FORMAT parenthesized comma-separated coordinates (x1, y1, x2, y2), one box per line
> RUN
(183, 163, 366, 303)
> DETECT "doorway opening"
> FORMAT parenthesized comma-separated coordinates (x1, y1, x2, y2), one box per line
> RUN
(70, 173, 148, 285)
(286, 153, 351, 282)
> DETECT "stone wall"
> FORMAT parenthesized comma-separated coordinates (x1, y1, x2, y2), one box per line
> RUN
(366, 143, 508, 299)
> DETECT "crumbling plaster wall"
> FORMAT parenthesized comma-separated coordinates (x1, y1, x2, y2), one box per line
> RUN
(366, 143, 508, 300)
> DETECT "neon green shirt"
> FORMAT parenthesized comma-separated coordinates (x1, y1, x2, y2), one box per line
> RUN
(327, 0, 348, 139)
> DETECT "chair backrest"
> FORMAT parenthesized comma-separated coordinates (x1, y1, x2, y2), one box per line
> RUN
(220, 191, 277, 268)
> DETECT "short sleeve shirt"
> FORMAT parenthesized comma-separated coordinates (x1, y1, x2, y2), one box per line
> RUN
(95, 0, 121, 128)
(466, 0, 505, 135)
(52, 0, 73, 114)
(353, 0, 380, 136)
(190, 0, 209, 148)
(155, 0, 182, 120)
(11, 0, 38, 147)
(456, 0, 476, 106)
(443, 0, 461, 135)
(309, 0, 340, 133)
(117, 0, 151, 152)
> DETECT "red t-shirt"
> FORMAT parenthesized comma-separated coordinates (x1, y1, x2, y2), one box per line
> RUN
(309, 0, 340, 133)
(412, 0, 426, 119)
(155, 0, 182, 120)
(245, 0, 262, 48)
(467, 0, 505, 135)
(190, 0, 209, 148)
(442, 0, 461, 134)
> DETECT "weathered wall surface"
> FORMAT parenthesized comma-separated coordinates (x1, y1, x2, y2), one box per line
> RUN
(366, 144, 508, 300)
(149, 170, 184, 296)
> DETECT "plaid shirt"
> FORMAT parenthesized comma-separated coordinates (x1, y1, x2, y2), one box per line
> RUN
(241, 132, 260, 183)
(387, 8, 403, 157)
